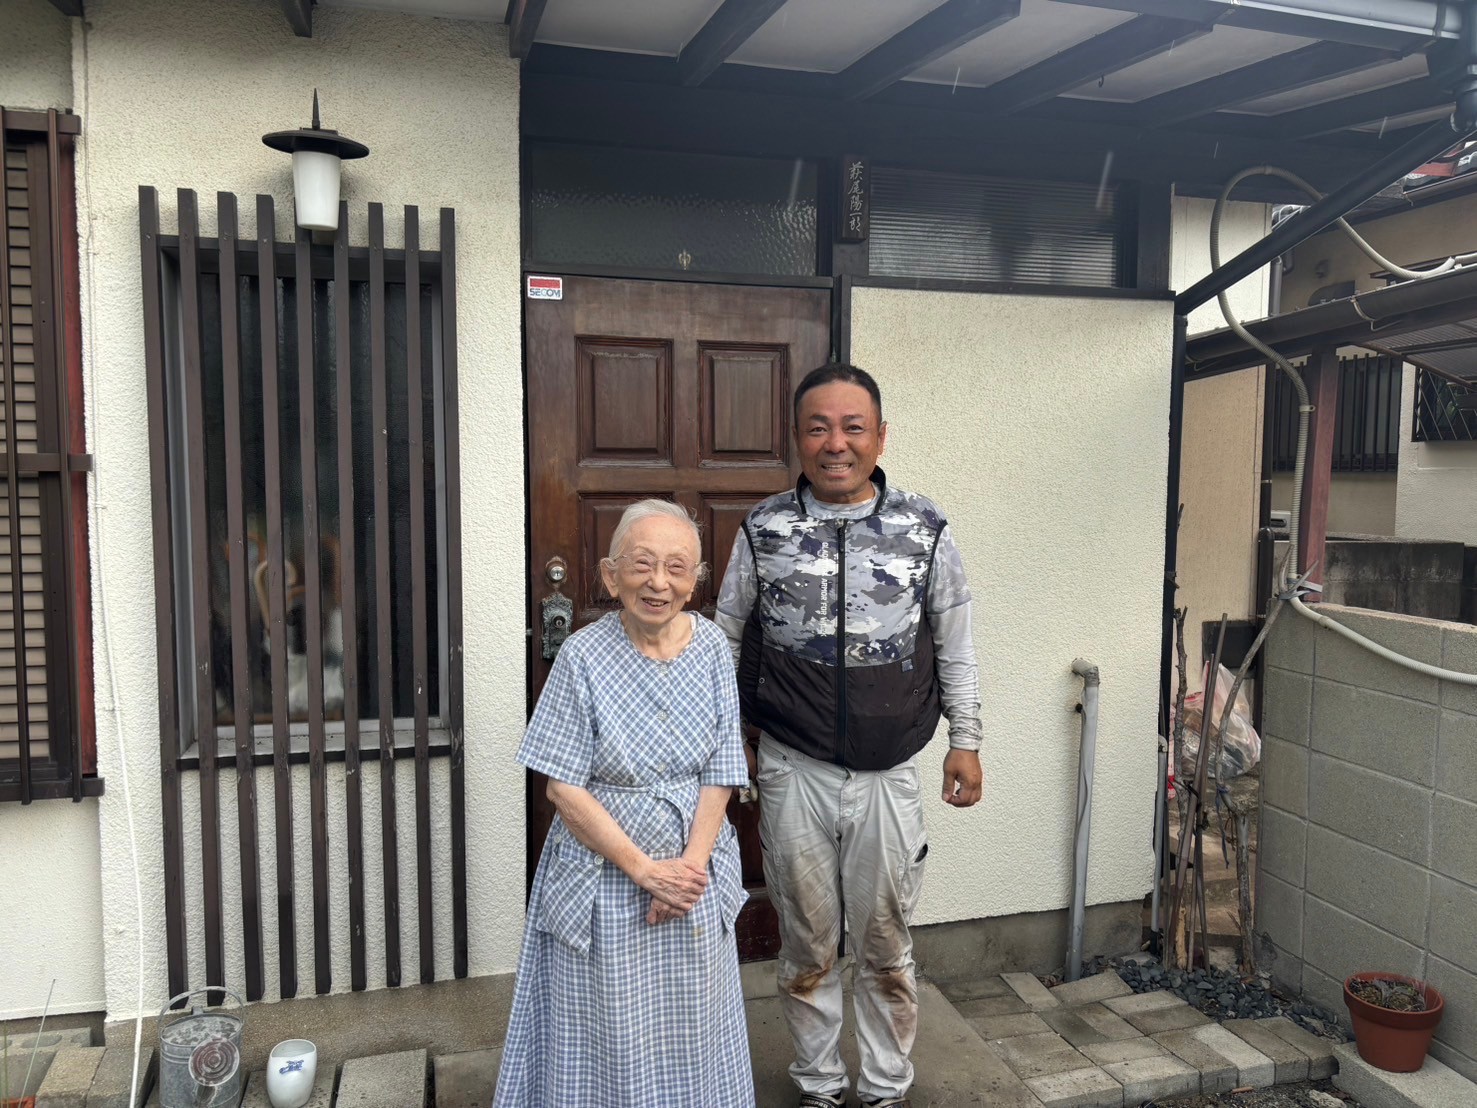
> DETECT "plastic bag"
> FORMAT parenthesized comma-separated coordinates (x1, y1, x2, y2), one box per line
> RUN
(1175, 663, 1262, 783)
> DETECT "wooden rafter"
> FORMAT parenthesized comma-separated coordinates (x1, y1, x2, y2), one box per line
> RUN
(974, 14, 1211, 115)
(508, 0, 550, 60)
(282, 0, 312, 38)
(678, 0, 792, 87)
(835, 0, 1021, 101)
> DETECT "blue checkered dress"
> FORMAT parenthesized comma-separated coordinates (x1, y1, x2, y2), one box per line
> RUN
(493, 612, 754, 1108)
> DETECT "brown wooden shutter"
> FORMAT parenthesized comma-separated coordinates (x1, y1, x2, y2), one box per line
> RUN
(0, 140, 51, 766)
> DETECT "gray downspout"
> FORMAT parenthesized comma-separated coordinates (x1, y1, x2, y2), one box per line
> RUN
(1067, 658, 1101, 982)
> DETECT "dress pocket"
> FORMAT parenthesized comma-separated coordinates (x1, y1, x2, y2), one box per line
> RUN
(534, 833, 603, 956)
(710, 821, 749, 933)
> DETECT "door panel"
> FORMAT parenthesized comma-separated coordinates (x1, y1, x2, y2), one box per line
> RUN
(525, 276, 831, 959)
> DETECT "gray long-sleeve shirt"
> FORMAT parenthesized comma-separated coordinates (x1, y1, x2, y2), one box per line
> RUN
(713, 485, 984, 752)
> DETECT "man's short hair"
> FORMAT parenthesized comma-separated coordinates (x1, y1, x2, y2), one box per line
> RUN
(793, 363, 883, 424)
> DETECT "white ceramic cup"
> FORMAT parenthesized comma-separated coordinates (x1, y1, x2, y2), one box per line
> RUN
(265, 1039, 317, 1108)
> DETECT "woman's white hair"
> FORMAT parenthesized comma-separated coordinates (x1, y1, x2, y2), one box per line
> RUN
(603, 499, 707, 580)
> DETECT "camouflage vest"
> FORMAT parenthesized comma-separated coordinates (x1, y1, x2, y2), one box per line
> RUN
(737, 470, 945, 770)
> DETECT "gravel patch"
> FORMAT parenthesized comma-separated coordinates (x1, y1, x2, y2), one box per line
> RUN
(1149, 1078, 1361, 1106)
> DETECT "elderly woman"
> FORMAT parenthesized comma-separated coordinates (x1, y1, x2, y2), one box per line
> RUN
(493, 499, 754, 1107)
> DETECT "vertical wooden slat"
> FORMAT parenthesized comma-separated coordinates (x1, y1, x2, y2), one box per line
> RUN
(178, 189, 226, 995)
(405, 207, 433, 983)
(0, 111, 31, 803)
(336, 201, 368, 992)
(218, 192, 265, 1002)
(46, 111, 83, 801)
(441, 207, 467, 979)
(1298, 345, 1339, 594)
(258, 194, 297, 999)
(139, 185, 189, 997)
(294, 224, 332, 995)
(369, 203, 401, 987)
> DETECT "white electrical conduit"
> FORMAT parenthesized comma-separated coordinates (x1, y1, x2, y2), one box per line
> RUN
(1211, 166, 1477, 688)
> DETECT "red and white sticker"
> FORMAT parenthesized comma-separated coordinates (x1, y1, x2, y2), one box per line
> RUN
(526, 275, 563, 300)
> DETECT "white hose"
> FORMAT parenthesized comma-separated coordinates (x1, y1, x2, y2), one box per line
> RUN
(1211, 165, 1477, 688)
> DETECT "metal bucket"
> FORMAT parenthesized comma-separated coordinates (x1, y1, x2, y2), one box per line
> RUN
(157, 988, 245, 1108)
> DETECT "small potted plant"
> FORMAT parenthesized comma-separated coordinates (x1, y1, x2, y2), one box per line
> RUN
(1344, 972, 1445, 1072)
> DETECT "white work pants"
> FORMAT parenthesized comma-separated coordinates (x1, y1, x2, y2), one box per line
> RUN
(756, 735, 929, 1103)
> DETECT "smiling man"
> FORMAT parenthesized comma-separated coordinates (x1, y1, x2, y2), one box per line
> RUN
(716, 363, 983, 1108)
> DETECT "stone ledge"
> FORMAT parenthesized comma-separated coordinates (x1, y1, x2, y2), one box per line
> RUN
(1334, 1041, 1477, 1108)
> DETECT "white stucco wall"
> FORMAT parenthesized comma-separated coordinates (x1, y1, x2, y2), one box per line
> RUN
(69, 0, 524, 1020)
(851, 288, 1171, 918)
(1395, 363, 1477, 544)
(1174, 196, 1270, 687)
(0, 0, 73, 111)
(0, 0, 107, 1024)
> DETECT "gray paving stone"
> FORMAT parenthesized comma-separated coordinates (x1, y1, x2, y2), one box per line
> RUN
(1049, 972, 1132, 1008)
(1041, 1004, 1139, 1047)
(987, 1032, 1091, 1080)
(1333, 1041, 1477, 1108)
(1081, 1038, 1169, 1066)
(940, 975, 1015, 1002)
(954, 993, 1031, 1018)
(241, 1065, 333, 1108)
(335, 1049, 427, 1108)
(1154, 1029, 1238, 1094)
(969, 1012, 1052, 1041)
(11, 1029, 94, 1052)
(1123, 1003, 1211, 1036)
(1025, 1065, 1125, 1108)
(1256, 1016, 1337, 1079)
(432, 1047, 503, 1108)
(1101, 1053, 1199, 1103)
(1001, 972, 1060, 1011)
(1224, 1018, 1310, 1083)
(36, 1047, 106, 1108)
(1101, 991, 1187, 1018)
(85, 1046, 156, 1108)
(2, 1046, 55, 1097)
(1194, 1024, 1276, 1088)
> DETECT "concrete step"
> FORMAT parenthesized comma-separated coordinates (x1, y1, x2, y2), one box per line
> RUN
(431, 1047, 502, 1108)
(1333, 1041, 1477, 1108)
(336, 1049, 427, 1108)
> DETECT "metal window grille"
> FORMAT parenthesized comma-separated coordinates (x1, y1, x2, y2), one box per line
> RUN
(868, 166, 1132, 289)
(1413, 368, 1477, 442)
(140, 188, 467, 1002)
(1270, 353, 1402, 472)
(0, 107, 94, 805)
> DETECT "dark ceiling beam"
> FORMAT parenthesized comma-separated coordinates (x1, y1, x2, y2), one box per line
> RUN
(523, 59, 1391, 198)
(1051, 0, 1442, 50)
(47, 0, 83, 15)
(281, 0, 311, 37)
(1273, 75, 1455, 138)
(834, 0, 1021, 101)
(507, 0, 550, 59)
(678, 0, 791, 87)
(973, 14, 1212, 115)
(1136, 42, 1396, 127)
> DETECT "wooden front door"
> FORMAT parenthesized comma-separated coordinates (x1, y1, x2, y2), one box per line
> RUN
(525, 275, 831, 960)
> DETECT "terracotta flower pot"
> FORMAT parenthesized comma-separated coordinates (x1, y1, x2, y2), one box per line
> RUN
(1344, 972, 1445, 1072)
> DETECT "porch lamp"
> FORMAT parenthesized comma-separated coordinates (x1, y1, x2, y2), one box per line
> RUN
(262, 91, 369, 232)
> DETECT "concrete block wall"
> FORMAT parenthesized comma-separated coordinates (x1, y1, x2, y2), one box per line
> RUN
(1259, 603, 1477, 1081)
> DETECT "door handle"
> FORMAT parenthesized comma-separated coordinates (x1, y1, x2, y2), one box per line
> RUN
(540, 557, 573, 660)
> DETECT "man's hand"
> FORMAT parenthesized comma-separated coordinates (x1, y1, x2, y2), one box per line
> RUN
(942, 748, 983, 808)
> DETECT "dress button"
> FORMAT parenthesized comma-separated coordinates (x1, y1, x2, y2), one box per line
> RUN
(658, 710, 669, 722)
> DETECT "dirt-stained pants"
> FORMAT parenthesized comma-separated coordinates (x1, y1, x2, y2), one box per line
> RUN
(756, 735, 929, 1103)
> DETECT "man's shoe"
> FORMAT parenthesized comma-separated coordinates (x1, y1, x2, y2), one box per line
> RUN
(860, 1098, 911, 1107)
(797, 1094, 846, 1108)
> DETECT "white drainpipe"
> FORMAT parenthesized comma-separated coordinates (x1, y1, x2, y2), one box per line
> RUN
(1066, 659, 1101, 983)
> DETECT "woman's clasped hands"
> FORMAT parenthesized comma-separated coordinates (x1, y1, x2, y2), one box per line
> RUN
(640, 855, 709, 925)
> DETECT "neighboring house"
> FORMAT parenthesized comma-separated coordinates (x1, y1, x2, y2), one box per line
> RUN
(1, 0, 1468, 1042)
(1277, 176, 1477, 544)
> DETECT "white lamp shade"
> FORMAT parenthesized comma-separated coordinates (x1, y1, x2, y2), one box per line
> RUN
(291, 149, 342, 231)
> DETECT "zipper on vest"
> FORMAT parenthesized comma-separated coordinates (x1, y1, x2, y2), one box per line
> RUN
(835, 519, 848, 764)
